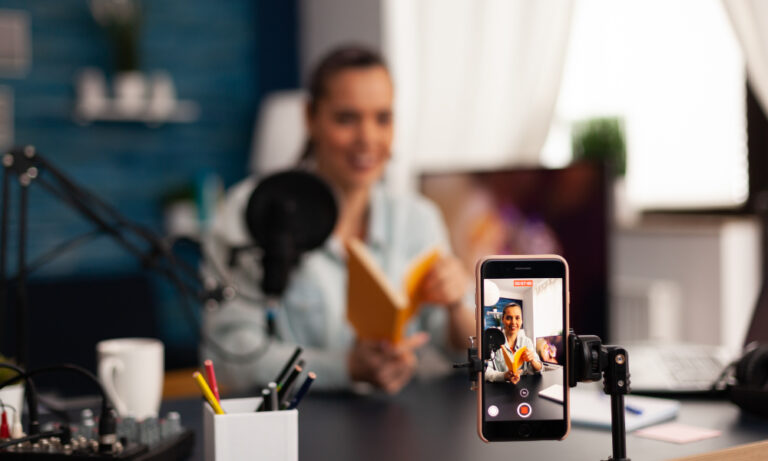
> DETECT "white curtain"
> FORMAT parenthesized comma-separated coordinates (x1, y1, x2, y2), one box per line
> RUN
(382, 0, 574, 191)
(723, 0, 768, 114)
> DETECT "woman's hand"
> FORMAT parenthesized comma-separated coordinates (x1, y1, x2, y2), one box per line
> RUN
(420, 255, 469, 308)
(521, 348, 536, 363)
(348, 332, 430, 394)
(521, 348, 543, 372)
(504, 370, 521, 384)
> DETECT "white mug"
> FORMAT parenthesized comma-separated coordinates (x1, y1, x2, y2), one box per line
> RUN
(97, 338, 164, 420)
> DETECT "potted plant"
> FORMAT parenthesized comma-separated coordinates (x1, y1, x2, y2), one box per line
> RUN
(571, 116, 626, 177)
(571, 116, 635, 224)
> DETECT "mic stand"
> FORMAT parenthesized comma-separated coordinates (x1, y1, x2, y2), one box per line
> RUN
(455, 328, 631, 461)
(0, 146, 233, 368)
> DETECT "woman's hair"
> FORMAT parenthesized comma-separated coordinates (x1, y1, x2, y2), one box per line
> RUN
(299, 45, 390, 163)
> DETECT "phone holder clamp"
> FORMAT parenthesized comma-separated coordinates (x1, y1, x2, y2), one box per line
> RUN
(452, 336, 483, 391)
(568, 330, 631, 461)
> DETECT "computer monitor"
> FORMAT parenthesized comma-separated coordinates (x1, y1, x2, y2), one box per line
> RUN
(420, 161, 610, 341)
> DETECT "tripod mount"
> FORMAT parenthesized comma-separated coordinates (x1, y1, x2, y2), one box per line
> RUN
(455, 328, 631, 461)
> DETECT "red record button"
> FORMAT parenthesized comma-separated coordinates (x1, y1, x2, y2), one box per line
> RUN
(517, 403, 532, 418)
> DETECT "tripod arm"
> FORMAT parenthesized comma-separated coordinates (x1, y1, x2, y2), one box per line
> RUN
(0, 146, 233, 365)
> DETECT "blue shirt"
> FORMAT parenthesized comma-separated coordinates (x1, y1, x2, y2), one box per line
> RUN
(202, 180, 466, 391)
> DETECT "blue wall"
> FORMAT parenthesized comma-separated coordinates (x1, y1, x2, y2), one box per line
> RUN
(0, 0, 299, 276)
(0, 0, 299, 365)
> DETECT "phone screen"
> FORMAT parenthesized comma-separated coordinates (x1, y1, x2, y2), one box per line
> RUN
(479, 257, 569, 441)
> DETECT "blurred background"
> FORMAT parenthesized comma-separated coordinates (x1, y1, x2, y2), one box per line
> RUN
(0, 0, 766, 393)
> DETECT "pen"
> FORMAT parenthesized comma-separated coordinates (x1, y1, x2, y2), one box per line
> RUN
(274, 347, 303, 391)
(287, 372, 316, 410)
(256, 381, 283, 412)
(625, 404, 643, 415)
(278, 358, 306, 393)
(260, 388, 272, 412)
(193, 371, 225, 415)
(277, 365, 303, 407)
(204, 359, 220, 403)
(268, 381, 278, 411)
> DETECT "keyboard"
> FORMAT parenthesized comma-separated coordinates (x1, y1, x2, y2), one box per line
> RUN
(625, 342, 732, 393)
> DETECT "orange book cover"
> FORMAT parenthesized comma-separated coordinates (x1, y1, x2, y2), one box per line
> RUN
(346, 238, 440, 344)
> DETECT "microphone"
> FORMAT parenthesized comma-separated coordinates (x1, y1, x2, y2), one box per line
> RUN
(244, 170, 337, 297)
(482, 328, 506, 360)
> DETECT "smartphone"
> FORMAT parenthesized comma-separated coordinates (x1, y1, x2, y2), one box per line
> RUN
(476, 255, 570, 442)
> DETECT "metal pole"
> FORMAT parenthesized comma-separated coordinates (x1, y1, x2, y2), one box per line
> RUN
(0, 165, 10, 355)
(610, 393, 627, 461)
(16, 175, 29, 368)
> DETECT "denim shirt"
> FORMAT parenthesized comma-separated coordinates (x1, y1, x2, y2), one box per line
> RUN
(202, 180, 465, 391)
(485, 330, 541, 382)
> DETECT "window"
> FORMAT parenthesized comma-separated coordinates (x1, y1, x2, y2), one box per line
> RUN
(542, 0, 747, 210)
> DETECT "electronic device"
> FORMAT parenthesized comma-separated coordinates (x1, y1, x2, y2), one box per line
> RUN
(244, 169, 337, 297)
(421, 161, 608, 342)
(629, 275, 768, 394)
(476, 255, 570, 442)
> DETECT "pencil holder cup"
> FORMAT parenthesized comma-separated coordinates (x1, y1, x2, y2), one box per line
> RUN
(203, 397, 298, 461)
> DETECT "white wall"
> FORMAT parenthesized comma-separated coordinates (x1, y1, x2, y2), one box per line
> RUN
(533, 278, 563, 338)
(299, 0, 383, 82)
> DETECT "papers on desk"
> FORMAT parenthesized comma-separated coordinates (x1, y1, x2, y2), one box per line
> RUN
(569, 387, 680, 432)
(539, 384, 564, 403)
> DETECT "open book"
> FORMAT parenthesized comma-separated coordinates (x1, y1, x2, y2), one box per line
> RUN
(346, 238, 441, 344)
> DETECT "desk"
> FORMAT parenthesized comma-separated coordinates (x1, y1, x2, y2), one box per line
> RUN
(485, 369, 564, 421)
(163, 374, 767, 461)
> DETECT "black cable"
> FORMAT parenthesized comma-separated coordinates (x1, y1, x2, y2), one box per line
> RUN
(162, 265, 272, 363)
(0, 365, 111, 419)
(0, 429, 67, 450)
(711, 359, 740, 392)
(0, 363, 116, 452)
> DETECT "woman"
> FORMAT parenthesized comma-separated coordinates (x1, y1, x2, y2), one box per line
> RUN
(204, 46, 474, 394)
(485, 303, 542, 383)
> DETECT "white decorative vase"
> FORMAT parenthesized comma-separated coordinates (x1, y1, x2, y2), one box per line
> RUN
(114, 71, 146, 115)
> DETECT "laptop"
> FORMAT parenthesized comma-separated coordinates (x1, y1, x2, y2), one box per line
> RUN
(627, 288, 768, 394)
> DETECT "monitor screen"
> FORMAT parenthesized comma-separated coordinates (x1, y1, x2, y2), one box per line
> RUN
(420, 161, 610, 340)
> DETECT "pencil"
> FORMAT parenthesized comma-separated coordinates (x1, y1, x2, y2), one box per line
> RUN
(275, 347, 303, 390)
(193, 371, 225, 415)
(204, 359, 220, 403)
(277, 365, 303, 407)
(287, 372, 316, 409)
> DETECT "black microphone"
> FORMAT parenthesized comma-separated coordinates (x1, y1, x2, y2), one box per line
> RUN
(482, 328, 506, 360)
(244, 170, 337, 297)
